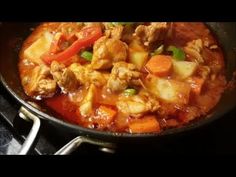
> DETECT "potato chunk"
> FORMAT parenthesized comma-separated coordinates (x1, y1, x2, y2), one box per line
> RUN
(128, 39, 148, 70)
(128, 49, 148, 70)
(24, 31, 53, 64)
(79, 84, 96, 117)
(146, 75, 191, 104)
(172, 60, 198, 79)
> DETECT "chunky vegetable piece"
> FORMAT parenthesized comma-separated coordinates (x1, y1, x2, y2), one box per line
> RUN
(19, 22, 226, 134)
(128, 39, 149, 70)
(167, 45, 186, 61)
(129, 116, 160, 133)
(146, 75, 191, 104)
(79, 84, 96, 117)
(129, 50, 149, 70)
(81, 51, 93, 61)
(24, 31, 53, 64)
(172, 60, 198, 79)
(145, 55, 173, 77)
(123, 88, 137, 96)
(151, 45, 164, 56)
(42, 26, 102, 66)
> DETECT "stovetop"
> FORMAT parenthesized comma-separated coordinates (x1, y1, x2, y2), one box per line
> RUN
(0, 83, 114, 155)
(1, 82, 236, 155)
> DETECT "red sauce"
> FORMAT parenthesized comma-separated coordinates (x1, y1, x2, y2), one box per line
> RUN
(18, 22, 227, 133)
(45, 94, 80, 124)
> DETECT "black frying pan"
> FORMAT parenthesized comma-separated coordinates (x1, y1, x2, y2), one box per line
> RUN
(1, 22, 236, 154)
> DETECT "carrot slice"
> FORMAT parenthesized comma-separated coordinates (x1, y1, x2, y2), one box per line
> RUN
(145, 55, 173, 77)
(129, 115, 160, 133)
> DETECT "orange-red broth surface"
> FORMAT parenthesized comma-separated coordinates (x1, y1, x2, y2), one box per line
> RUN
(19, 22, 226, 133)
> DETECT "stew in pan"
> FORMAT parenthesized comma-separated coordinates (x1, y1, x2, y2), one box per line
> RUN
(18, 22, 226, 133)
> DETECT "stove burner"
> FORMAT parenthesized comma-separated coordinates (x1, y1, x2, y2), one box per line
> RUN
(0, 127, 12, 147)
(0, 119, 26, 155)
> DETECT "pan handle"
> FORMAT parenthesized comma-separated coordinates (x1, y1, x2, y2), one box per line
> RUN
(17, 107, 115, 155)
(55, 136, 116, 155)
(17, 107, 41, 155)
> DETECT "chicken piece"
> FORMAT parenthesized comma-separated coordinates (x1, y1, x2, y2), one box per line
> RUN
(50, 61, 65, 81)
(106, 62, 141, 92)
(50, 61, 79, 93)
(139, 89, 160, 111)
(91, 36, 128, 69)
(104, 23, 136, 43)
(104, 24, 124, 40)
(116, 90, 160, 118)
(27, 65, 56, 98)
(111, 25, 124, 40)
(184, 39, 204, 63)
(69, 63, 109, 87)
(134, 22, 168, 47)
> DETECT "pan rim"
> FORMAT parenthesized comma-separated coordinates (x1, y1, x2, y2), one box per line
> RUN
(1, 22, 236, 140)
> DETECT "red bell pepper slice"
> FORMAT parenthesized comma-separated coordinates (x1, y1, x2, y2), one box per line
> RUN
(42, 26, 102, 66)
